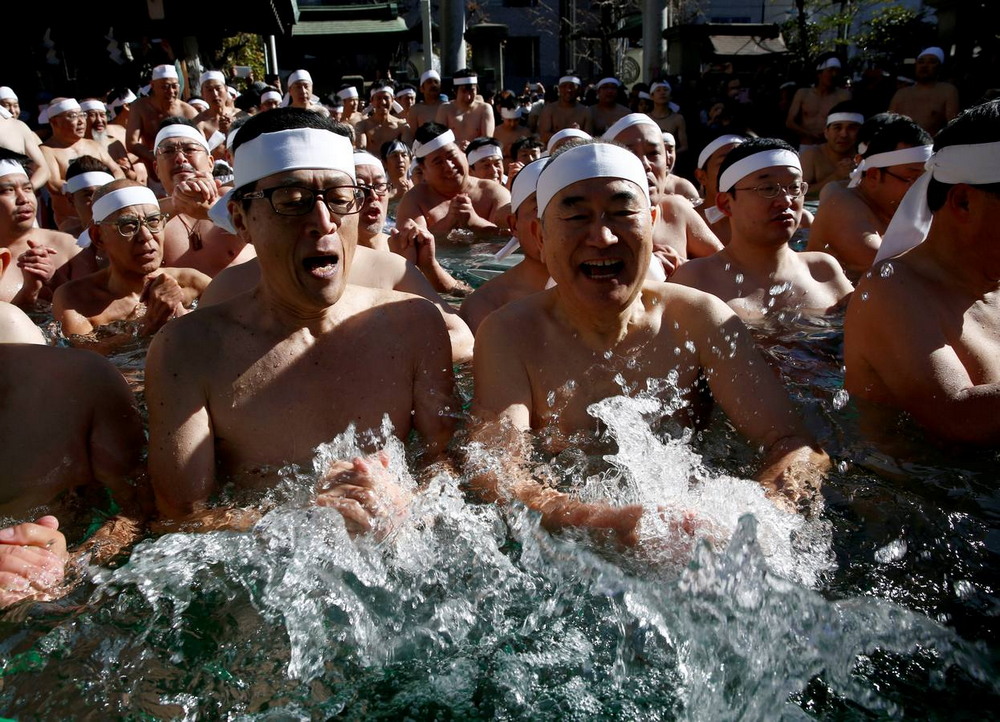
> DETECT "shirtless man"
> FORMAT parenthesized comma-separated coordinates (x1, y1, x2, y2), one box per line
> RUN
(405, 70, 444, 144)
(435, 69, 494, 149)
(467, 141, 829, 541)
(693, 135, 746, 246)
(286, 69, 328, 117)
(661, 132, 700, 199)
(53, 181, 209, 337)
(603, 114, 722, 271)
(588, 77, 630, 136)
(394, 86, 416, 119)
(337, 85, 363, 127)
(801, 103, 863, 198)
(493, 105, 530, 163)
(0, 152, 90, 308)
(889, 47, 959, 137)
(460, 157, 549, 333)
(146, 108, 456, 531)
(844, 100, 1000, 445)
(807, 114, 931, 278)
(0, 86, 20, 119)
(259, 88, 282, 113)
(41, 98, 125, 230)
(537, 74, 592, 144)
(154, 120, 255, 276)
(193, 71, 237, 158)
(355, 84, 408, 152)
(649, 81, 687, 153)
(126, 65, 198, 184)
(786, 56, 852, 149)
(465, 137, 505, 184)
(671, 138, 852, 320)
(0, 103, 50, 191)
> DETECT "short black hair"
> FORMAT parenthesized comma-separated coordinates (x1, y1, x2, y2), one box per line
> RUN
(66, 155, 113, 179)
(860, 113, 930, 158)
(927, 99, 1000, 212)
(826, 100, 863, 121)
(0, 148, 30, 167)
(510, 137, 543, 159)
(453, 68, 477, 80)
(716, 137, 797, 192)
(157, 116, 199, 133)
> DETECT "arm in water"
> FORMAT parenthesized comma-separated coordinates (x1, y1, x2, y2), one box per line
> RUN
(389, 218, 471, 295)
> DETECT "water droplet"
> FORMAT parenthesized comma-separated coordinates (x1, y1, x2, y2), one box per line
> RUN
(546, 390, 556, 407)
(673, 347, 681, 356)
(832, 389, 849, 410)
(684, 340, 696, 353)
(874, 538, 907, 564)
(603, 350, 614, 360)
(734, 273, 744, 284)
(768, 282, 791, 296)
(860, 291, 869, 301)
(879, 263, 894, 278)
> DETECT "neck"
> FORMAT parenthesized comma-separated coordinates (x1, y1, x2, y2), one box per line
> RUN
(726, 233, 795, 273)
(923, 224, 1000, 296)
(855, 184, 896, 227)
(106, 266, 149, 298)
(554, 290, 642, 349)
(256, 284, 348, 336)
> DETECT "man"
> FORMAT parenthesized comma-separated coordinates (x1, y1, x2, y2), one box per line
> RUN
(661, 132, 700, 199)
(460, 157, 549, 333)
(889, 47, 959, 137)
(493, 105, 530, 163)
(406, 70, 444, 142)
(801, 103, 863, 198)
(259, 88, 282, 113)
(0, 86, 20, 119)
(435, 69, 494, 149)
(649, 81, 687, 153)
(671, 138, 852, 320)
(154, 120, 256, 276)
(57, 155, 116, 239)
(604, 114, 722, 272)
(52, 180, 209, 337)
(468, 141, 829, 540)
(844, 100, 1000, 445)
(394, 85, 416, 119)
(355, 84, 408, 151)
(588, 77, 630, 136)
(537, 74, 592, 144)
(81, 97, 146, 187)
(0, 98, 50, 191)
(286, 69, 328, 116)
(193, 70, 237, 156)
(146, 108, 456, 530)
(694, 134, 746, 245)
(465, 137, 505, 184)
(786, 56, 852, 150)
(41, 98, 125, 230)
(0, 151, 89, 308)
(508, 136, 543, 178)
(126, 64, 198, 183)
(807, 114, 931, 278)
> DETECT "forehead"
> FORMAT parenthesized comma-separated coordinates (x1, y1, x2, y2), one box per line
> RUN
(0, 172, 30, 186)
(291, 79, 312, 88)
(827, 121, 860, 131)
(153, 77, 178, 86)
(426, 143, 461, 161)
(547, 177, 646, 210)
(202, 80, 225, 90)
(736, 164, 801, 185)
(257, 168, 353, 187)
(617, 124, 662, 145)
(107, 202, 160, 219)
(354, 163, 385, 180)
(156, 133, 197, 148)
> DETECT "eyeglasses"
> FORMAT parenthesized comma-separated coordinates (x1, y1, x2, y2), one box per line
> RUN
(156, 143, 208, 157)
(100, 212, 169, 239)
(732, 181, 808, 199)
(61, 112, 86, 121)
(881, 169, 918, 185)
(239, 184, 366, 216)
(358, 182, 391, 198)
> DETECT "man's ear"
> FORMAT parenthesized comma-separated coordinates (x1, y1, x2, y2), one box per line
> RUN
(229, 196, 252, 241)
(0, 247, 11, 279)
(88, 223, 105, 251)
(649, 202, 659, 225)
(716, 191, 734, 217)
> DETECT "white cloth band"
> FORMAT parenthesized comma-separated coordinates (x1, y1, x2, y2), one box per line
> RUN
(467, 144, 503, 166)
(546, 128, 591, 154)
(189, 99, 209, 111)
(650, 81, 671, 93)
(228, 87, 239, 99)
(48, 98, 81, 117)
(337, 86, 358, 100)
(420, 70, 440, 85)
(372, 86, 394, 97)
(918, 46, 945, 63)
(396, 88, 416, 98)
(384, 140, 409, 156)
(493, 236, 520, 261)
(597, 77, 620, 88)
(64, 172, 114, 194)
(453, 76, 478, 86)
(92, 186, 159, 223)
(697, 134, 745, 170)
(816, 57, 841, 71)
(558, 76, 580, 86)
(704, 205, 726, 224)
(602, 113, 660, 142)
(0, 107, 10, 120)
(662, 132, 676, 147)
(638, 91, 651, 101)
(719, 148, 801, 192)
(510, 157, 548, 214)
(76, 227, 92, 249)
(0, 86, 16, 101)
(0, 160, 26, 178)
(827, 112, 863, 126)
(413, 129, 455, 159)
(79, 100, 106, 113)
(289, 70, 312, 86)
(501, 107, 521, 120)
(154, 124, 211, 152)
(209, 188, 237, 234)
(848, 144, 933, 188)
(875, 141, 1000, 262)
(200, 71, 225, 87)
(536, 142, 649, 218)
(260, 91, 282, 104)
(353, 151, 384, 171)
(234, 127, 355, 189)
(110, 90, 136, 109)
(152, 65, 177, 80)
(207, 130, 226, 151)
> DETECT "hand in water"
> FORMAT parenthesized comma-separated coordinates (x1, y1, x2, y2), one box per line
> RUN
(0, 515, 69, 609)
(140, 272, 188, 334)
(172, 174, 220, 219)
(317, 451, 413, 539)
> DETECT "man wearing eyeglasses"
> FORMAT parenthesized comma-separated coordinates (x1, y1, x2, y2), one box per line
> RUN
(146, 108, 457, 534)
(40, 98, 125, 231)
(52, 179, 209, 337)
(670, 138, 852, 320)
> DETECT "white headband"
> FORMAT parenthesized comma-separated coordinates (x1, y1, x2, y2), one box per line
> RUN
(536, 142, 649, 218)
(413, 129, 455, 159)
(501, 107, 521, 120)
(288, 70, 312, 86)
(92, 186, 160, 223)
(662, 132, 676, 147)
(109, 90, 136, 109)
(597, 77, 620, 88)
(337, 86, 358, 100)
(467, 143, 503, 166)
(650, 81, 672, 93)
(207, 130, 226, 151)
(48, 98, 81, 117)
(64, 171, 114, 194)
(384, 139, 409, 156)
(453, 76, 478, 86)
(38, 108, 49, 124)
(0, 159, 26, 179)
(372, 85, 394, 97)
(510, 157, 548, 214)
(816, 57, 841, 71)
(189, 98, 209, 111)
(420, 69, 440, 85)
(234, 127, 355, 189)
(0, 86, 16, 101)
(152, 65, 178, 81)
(209, 188, 237, 234)
(353, 151, 384, 171)
(637, 91, 651, 100)
(0, 107, 10, 120)
(719, 148, 801, 192)
(200, 71, 226, 87)
(79, 100, 106, 113)
(848, 144, 933, 188)
(827, 112, 864, 126)
(558, 76, 581, 86)
(697, 134, 745, 170)
(396, 88, 416, 98)
(154, 124, 211, 152)
(546, 128, 591, 154)
(875, 141, 1000, 262)
(602, 113, 660, 142)
(918, 46, 945, 63)
(260, 90, 282, 104)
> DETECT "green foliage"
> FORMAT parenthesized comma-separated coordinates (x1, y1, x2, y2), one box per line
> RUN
(200, 33, 267, 86)
(853, 6, 937, 67)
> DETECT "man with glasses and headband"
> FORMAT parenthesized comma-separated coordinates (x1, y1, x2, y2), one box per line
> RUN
(146, 108, 457, 534)
(845, 100, 1000, 446)
(127, 65, 198, 187)
(671, 138, 852, 320)
(40, 98, 125, 231)
(52, 179, 209, 337)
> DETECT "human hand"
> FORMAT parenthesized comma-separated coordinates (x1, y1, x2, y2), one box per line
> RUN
(140, 272, 188, 334)
(17, 240, 58, 284)
(0, 515, 69, 609)
(172, 173, 220, 219)
(651, 243, 685, 279)
(505, 162, 524, 190)
(316, 451, 413, 539)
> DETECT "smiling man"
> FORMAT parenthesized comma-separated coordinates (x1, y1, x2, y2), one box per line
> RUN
(146, 108, 456, 530)
(435, 69, 494, 149)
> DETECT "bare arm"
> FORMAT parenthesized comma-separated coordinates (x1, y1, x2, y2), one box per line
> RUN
(479, 103, 495, 138)
(811, 194, 881, 273)
(391, 257, 475, 363)
(674, 114, 689, 154)
(125, 105, 156, 167)
(678, 200, 723, 258)
(410, 303, 459, 457)
(51, 286, 94, 336)
(17, 123, 51, 191)
(785, 90, 808, 138)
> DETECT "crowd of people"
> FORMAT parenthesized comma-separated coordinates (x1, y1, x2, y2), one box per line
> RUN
(1, 43, 998, 609)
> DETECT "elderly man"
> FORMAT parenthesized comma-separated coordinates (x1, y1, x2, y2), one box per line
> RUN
(41, 98, 125, 230)
(81, 97, 145, 186)
(468, 141, 829, 541)
(649, 81, 687, 153)
(406, 70, 444, 142)
(671, 138, 852, 320)
(537, 74, 592, 144)
(589, 77, 630, 136)
(889, 47, 959, 137)
(801, 103, 863, 197)
(53, 180, 209, 337)
(786, 56, 852, 150)
(807, 113, 931, 278)
(435, 69, 494, 149)
(355, 84, 408, 151)
(154, 119, 255, 276)
(146, 108, 456, 530)
(845, 101, 1000, 446)
(0, 97, 50, 191)
(193, 70, 237, 154)
(126, 65, 198, 183)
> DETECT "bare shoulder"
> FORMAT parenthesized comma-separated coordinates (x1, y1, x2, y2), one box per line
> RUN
(471, 176, 509, 201)
(669, 254, 720, 288)
(34, 228, 79, 253)
(656, 280, 733, 327)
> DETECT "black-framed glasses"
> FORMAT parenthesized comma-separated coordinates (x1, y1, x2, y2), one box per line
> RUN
(239, 184, 367, 216)
(100, 212, 170, 239)
(732, 181, 808, 199)
(358, 182, 391, 198)
(156, 143, 208, 157)
(881, 169, 918, 185)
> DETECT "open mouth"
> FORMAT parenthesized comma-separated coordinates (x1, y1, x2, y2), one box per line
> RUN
(580, 258, 625, 280)
(303, 254, 340, 278)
